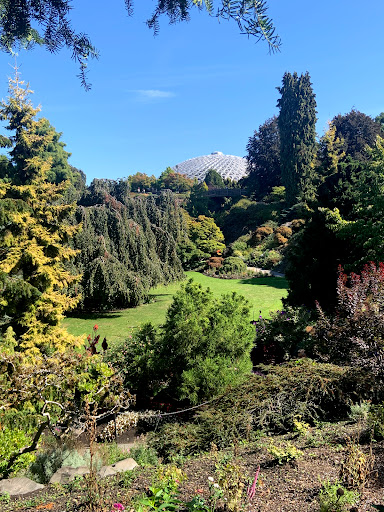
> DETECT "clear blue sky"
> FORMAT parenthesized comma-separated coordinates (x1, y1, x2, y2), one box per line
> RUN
(0, 0, 382, 183)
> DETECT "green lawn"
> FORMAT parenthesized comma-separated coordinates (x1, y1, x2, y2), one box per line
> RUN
(63, 271, 288, 342)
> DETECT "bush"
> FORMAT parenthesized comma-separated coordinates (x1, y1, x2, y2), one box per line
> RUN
(207, 256, 223, 269)
(318, 481, 359, 512)
(219, 257, 247, 275)
(252, 226, 274, 244)
(159, 280, 254, 403)
(253, 306, 315, 364)
(0, 427, 36, 477)
(275, 225, 293, 238)
(29, 445, 95, 484)
(216, 360, 351, 432)
(274, 232, 288, 245)
(264, 249, 282, 268)
(312, 263, 384, 371)
(104, 323, 161, 398)
(148, 422, 202, 461)
(129, 444, 159, 466)
(230, 240, 248, 254)
(368, 404, 384, 440)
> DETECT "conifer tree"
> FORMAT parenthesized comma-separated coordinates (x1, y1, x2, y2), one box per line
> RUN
(0, 70, 81, 356)
(277, 72, 317, 205)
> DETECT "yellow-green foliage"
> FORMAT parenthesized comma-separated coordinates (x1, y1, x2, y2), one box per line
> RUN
(0, 72, 82, 356)
(216, 460, 245, 512)
(293, 415, 311, 436)
(0, 427, 36, 476)
(267, 440, 303, 464)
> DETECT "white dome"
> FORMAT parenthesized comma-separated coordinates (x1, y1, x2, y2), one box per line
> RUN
(173, 152, 248, 182)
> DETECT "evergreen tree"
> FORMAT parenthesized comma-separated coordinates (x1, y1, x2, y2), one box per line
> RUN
(332, 109, 383, 162)
(244, 116, 281, 200)
(159, 280, 254, 403)
(74, 184, 186, 310)
(204, 169, 225, 188)
(0, 71, 80, 356)
(277, 72, 317, 206)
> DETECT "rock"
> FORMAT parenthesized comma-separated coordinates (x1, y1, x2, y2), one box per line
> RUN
(49, 466, 90, 484)
(98, 457, 138, 478)
(111, 458, 138, 472)
(98, 465, 117, 478)
(0, 476, 45, 496)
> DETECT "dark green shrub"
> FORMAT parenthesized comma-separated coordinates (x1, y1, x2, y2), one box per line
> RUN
(219, 257, 247, 275)
(150, 360, 352, 460)
(368, 404, 384, 440)
(129, 444, 159, 466)
(211, 360, 351, 432)
(104, 323, 161, 398)
(253, 306, 315, 364)
(159, 280, 254, 403)
(148, 422, 202, 461)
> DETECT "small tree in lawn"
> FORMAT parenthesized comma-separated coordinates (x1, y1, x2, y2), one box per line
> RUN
(0, 70, 81, 356)
(159, 279, 254, 403)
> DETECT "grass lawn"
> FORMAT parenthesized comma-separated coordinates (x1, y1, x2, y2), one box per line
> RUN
(63, 271, 288, 342)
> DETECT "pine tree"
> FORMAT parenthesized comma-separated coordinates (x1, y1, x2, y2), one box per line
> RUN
(0, 70, 81, 356)
(277, 72, 317, 206)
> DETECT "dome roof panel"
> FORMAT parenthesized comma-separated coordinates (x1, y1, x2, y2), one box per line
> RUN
(173, 152, 248, 182)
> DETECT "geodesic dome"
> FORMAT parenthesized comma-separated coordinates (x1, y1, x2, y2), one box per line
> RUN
(172, 151, 248, 182)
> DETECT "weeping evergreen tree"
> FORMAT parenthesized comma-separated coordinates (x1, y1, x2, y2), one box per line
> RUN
(0, 71, 81, 356)
(74, 184, 187, 310)
(277, 72, 317, 206)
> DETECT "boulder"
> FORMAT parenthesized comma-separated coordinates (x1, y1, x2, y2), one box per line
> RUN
(98, 457, 138, 478)
(111, 458, 138, 472)
(50, 466, 90, 484)
(0, 477, 44, 496)
(98, 465, 118, 478)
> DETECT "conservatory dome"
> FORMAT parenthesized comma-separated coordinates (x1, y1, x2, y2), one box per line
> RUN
(172, 152, 248, 182)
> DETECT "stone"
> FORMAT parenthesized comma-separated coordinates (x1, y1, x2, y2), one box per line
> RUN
(49, 466, 90, 484)
(98, 457, 138, 478)
(0, 476, 45, 496)
(98, 465, 117, 478)
(111, 458, 138, 472)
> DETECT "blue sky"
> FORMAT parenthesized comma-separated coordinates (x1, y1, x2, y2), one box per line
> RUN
(0, 0, 383, 182)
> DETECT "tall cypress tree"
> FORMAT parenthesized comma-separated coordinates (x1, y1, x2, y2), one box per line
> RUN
(277, 71, 317, 205)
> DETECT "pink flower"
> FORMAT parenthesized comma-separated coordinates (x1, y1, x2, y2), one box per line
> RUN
(247, 466, 260, 502)
(112, 504, 125, 511)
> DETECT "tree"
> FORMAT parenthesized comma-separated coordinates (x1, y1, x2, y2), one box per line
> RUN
(204, 168, 225, 188)
(128, 172, 156, 192)
(74, 184, 186, 310)
(187, 213, 225, 256)
(277, 72, 317, 206)
(0, 343, 132, 477)
(157, 167, 194, 192)
(328, 137, 384, 269)
(244, 116, 281, 200)
(332, 109, 383, 163)
(187, 181, 209, 216)
(0, 71, 80, 355)
(159, 280, 254, 403)
(0, 0, 280, 88)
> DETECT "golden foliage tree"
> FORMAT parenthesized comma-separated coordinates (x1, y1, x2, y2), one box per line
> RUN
(0, 70, 81, 356)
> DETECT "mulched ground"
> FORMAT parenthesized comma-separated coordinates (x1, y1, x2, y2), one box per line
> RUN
(3, 423, 384, 512)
